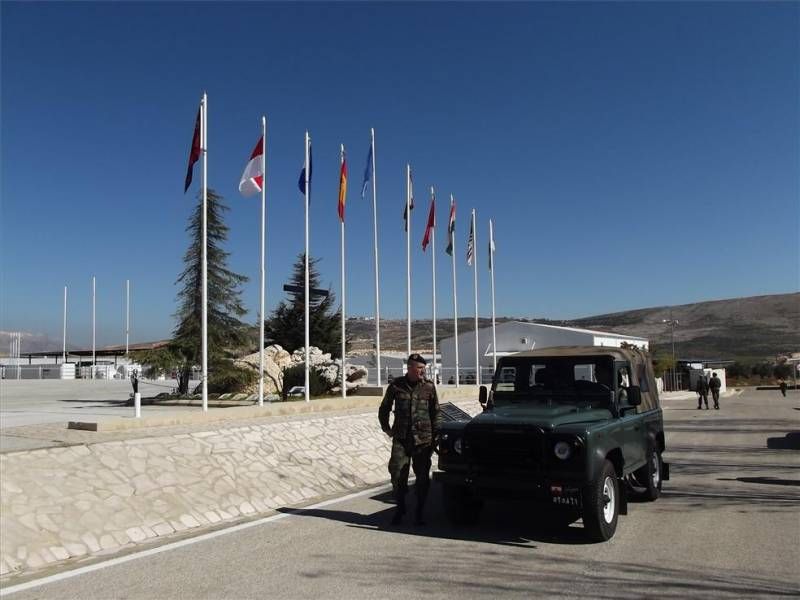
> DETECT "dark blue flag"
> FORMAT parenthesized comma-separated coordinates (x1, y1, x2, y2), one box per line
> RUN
(298, 144, 313, 198)
(361, 143, 373, 199)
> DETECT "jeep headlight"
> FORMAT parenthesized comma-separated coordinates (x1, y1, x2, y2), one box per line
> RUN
(554, 441, 572, 460)
(453, 437, 463, 455)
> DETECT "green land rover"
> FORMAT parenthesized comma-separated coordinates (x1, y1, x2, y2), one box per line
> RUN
(434, 345, 669, 542)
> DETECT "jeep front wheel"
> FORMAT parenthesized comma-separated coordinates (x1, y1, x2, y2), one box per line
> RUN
(582, 460, 619, 542)
(442, 484, 482, 526)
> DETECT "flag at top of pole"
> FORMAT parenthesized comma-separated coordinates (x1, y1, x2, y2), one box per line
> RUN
(184, 106, 202, 193)
(238, 135, 264, 197)
(298, 143, 313, 198)
(466, 215, 475, 266)
(338, 151, 348, 222)
(361, 143, 373, 199)
(403, 168, 414, 231)
(422, 188, 435, 251)
(445, 197, 456, 256)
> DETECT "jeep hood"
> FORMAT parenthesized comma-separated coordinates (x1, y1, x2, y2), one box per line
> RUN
(470, 404, 613, 430)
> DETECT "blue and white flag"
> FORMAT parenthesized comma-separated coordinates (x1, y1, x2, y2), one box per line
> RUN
(361, 143, 373, 199)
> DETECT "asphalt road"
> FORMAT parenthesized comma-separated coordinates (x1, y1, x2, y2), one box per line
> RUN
(3, 388, 798, 599)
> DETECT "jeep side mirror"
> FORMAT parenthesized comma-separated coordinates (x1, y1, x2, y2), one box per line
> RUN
(478, 385, 488, 410)
(627, 385, 642, 406)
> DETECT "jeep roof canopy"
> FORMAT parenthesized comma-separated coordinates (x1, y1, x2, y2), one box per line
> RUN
(499, 345, 660, 412)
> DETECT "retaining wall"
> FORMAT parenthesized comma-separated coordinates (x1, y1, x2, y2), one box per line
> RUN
(0, 399, 479, 580)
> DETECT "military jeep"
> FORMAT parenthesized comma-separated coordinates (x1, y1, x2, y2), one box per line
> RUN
(434, 345, 668, 542)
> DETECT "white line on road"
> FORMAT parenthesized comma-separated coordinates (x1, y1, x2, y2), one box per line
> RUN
(0, 483, 393, 597)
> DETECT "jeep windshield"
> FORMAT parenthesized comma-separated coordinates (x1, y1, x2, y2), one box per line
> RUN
(492, 356, 615, 407)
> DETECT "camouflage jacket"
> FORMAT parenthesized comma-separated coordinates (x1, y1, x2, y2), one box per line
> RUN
(378, 376, 442, 447)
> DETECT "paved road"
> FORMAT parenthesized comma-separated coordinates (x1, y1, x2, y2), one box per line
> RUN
(2, 389, 798, 599)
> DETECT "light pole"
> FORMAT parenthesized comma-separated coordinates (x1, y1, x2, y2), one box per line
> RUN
(662, 316, 679, 390)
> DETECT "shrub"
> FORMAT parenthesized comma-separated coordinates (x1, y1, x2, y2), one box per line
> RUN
(207, 362, 257, 394)
(281, 363, 329, 399)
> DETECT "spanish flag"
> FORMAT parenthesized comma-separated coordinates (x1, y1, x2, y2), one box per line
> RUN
(338, 155, 347, 222)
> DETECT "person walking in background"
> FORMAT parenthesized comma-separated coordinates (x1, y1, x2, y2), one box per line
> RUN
(709, 372, 722, 409)
(696, 375, 709, 409)
(378, 353, 442, 526)
(779, 379, 788, 397)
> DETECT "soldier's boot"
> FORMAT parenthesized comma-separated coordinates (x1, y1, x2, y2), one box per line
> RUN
(391, 491, 406, 525)
(414, 490, 428, 526)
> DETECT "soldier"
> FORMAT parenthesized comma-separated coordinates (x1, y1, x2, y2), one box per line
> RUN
(378, 353, 442, 526)
(695, 375, 709, 409)
(709, 372, 722, 409)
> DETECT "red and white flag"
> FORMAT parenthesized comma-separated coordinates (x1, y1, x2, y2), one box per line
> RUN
(239, 135, 264, 197)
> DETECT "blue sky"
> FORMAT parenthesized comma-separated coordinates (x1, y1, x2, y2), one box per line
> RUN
(2, 2, 798, 348)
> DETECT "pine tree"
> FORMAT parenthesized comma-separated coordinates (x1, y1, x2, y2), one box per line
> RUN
(266, 253, 343, 357)
(171, 188, 250, 389)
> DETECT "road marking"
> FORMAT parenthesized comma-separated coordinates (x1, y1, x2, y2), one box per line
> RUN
(0, 483, 393, 597)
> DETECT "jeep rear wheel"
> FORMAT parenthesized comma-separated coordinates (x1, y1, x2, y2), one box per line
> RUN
(582, 460, 619, 542)
(630, 445, 662, 501)
(442, 484, 482, 526)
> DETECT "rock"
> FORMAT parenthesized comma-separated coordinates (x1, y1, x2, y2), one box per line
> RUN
(237, 345, 369, 396)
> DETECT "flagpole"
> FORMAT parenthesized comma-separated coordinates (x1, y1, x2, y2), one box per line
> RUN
(471, 209, 479, 386)
(430, 187, 437, 383)
(451, 195, 459, 387)
(406, 164, 411, 358)
(125, 279, 130, 355)
(201, 92, 208, 412)
(340, 143, 346, 400)
(92, 275, 96, 381)
(304, 131, 310, 403)
(489, 219, 497, 375)
(370, 128, 382, 387)
(62, 285, 67, 364)
(258, 116, 267, 407)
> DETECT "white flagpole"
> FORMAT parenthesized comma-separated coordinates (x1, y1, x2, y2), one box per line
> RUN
(406, 164, 412, 358)
(304, 131, 310, 403)
(201, 92, 208, 412)
(340, 143, 347, 400)
(471, 210, 479, 386)
(370, 128, 382, 386)
(125, 279, 130, 355)
(430, 186, 437, 383)
(489, 219, 497, 375)
(62, 285, 67, 364)
(91, 275, 96, 381)
(451, 195, 459, 387)
(258, 116, 267, 407)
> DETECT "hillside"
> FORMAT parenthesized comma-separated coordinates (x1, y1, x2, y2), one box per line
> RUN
(346, 292, 799, 361)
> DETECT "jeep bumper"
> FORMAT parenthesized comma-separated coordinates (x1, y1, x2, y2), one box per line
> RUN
(433, 470, 584, 508)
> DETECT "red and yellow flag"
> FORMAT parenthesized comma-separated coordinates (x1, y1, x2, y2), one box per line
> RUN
(338, 157, 347, 222)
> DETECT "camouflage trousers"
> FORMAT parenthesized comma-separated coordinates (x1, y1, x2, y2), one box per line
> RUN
(388, 439, 433, 504)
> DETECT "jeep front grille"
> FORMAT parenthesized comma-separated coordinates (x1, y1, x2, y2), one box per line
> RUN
(466, 427, 544, 470)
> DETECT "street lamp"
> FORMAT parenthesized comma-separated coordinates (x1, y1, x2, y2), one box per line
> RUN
(662, 316, 679, 391)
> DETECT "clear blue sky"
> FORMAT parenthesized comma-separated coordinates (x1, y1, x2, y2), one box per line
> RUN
(2, 2, 798, 348)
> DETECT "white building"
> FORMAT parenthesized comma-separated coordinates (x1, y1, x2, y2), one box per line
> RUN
(439, 321, 648, 381)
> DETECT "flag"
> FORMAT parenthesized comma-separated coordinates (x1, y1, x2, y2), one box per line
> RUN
(403, 168, 415, 231)
(184, 105, 202, 193)
(466, 217, 475, 266)
(488, 219, 496, 270)
(361, 143, 373, 199)
(422, 189, 435, 251)
(338, 154, 348, 222)
(445, 198, 456, 256)
(238, 135, 264, 197)
(298, 143, 313, 198)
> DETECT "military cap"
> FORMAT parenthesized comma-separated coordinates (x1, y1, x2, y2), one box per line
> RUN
(407, 353, 427, 365)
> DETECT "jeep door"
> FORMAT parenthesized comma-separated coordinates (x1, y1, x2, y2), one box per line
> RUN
(616, 363, 646, 471)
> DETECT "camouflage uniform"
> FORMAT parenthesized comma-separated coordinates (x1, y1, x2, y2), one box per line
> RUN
(378, 374, 441, 522)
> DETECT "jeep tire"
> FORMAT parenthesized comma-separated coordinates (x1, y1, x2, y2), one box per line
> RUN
(582, 459, 619, 542)
(631, 445, 662, 501)
(442, 484, 482, 526)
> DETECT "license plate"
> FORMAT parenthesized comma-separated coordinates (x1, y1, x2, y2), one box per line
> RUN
(552, 496, 579, 506)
